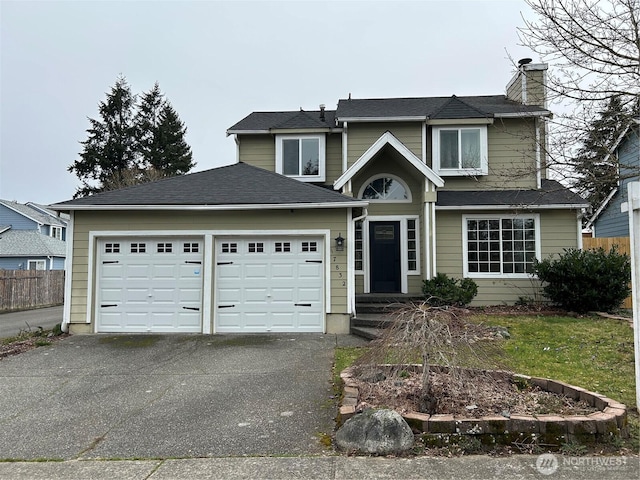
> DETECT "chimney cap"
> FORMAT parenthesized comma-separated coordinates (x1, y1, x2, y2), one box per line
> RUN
(518, 58, 533, 66)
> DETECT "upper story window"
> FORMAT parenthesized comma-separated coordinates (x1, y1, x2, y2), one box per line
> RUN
(275, 134, 326, 182)
(432, 126, 488, 176)
(359, 175, 411, 202)
(50, 226, 63, 240)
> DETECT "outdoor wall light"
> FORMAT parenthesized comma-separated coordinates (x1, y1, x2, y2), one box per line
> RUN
(335, 233, 345, 251)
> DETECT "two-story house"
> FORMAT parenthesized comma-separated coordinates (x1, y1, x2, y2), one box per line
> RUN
(586, 119, 640, 237)
(52, 60, 587, 335)
(0, 200, 67, 270)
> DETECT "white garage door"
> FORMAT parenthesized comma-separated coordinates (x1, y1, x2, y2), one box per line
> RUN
(97, 237, 203, 333)
(215, 237, 324, 333)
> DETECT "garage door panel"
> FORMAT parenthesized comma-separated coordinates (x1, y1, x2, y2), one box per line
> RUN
(245, 263, 268, 279)
(215, 237, 323, 333)
(97, 238, 203, 333)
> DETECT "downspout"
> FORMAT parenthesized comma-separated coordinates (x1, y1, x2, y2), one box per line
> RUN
(350, 207, 368, 316)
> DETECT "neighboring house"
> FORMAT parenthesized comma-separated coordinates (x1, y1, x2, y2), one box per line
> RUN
(586, 119, 640, 237)
(52, 59, 587, 336)
(0, 200, 67, 270)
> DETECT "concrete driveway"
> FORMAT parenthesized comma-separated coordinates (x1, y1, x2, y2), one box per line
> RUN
(0, 333, 362, 460)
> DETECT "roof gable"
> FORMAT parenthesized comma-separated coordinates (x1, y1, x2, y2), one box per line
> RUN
(430, 95, 490, 119)
(51, 163, 366, 210)
(334, 131, 444, 190)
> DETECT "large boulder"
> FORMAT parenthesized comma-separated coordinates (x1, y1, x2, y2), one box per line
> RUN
(335, 409, 415, 454)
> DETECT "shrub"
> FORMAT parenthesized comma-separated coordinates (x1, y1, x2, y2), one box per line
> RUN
(533, 247, 631, 313)
(422, 273, 478, 307)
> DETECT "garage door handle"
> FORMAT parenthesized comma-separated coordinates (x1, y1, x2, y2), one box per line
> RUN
(295, 303, 312, 307)
(217, 262, 233, 265)
(305, 260, 322, 263)
(101, 304, 117, 308)
(185, 261, 202, 265)
(102, 261, 119, 264)
(218, 304, 235, 309)
(182, 306, 200, 311)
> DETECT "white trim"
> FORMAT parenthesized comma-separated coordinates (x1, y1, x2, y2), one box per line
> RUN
(432, 125, 488, 176)
(424, 202, 430, 279)
(437, 203, 589, 211)
(347, 208, 354, 315)
(357, 174, 413, 203)
(431, 202, 437, 275)
(421, 122, 427, 163)
(334, 131, 444, 190)
(337, 116, 427, 122)
(52, 201, 368, 211)
(60, 212, 75, 333)
(494, 112, 551, 118)
(577, 214, 583, 250)
(275, 133, 326, 182)
(342, 121, 348, 174)
(585, 187, 619, 230)
(362, 215, 420, 294)
(462, 213, 541, 279)
(202, 235, 213, 334)
(226, 129, 270, 135)
(535, 118, 541, 190)
(427, 118, 493, 125)
(27, 259, 46, 270)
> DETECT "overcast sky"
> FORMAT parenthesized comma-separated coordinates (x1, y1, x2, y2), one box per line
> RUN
(0, 0, 538, 205)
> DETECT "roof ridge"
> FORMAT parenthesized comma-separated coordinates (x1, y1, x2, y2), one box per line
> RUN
(430, 95, 490, 119)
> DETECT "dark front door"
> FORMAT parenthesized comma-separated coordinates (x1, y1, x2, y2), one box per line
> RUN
(369, 221, 401, 293)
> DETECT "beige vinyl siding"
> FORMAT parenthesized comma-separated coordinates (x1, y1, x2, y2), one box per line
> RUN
(347, 122, 422, 167)
(506, 77, 523, 104)
(438, 119, 538, 190)
(325, 133, 343, 184)
(525, 69, 546, 107)
(68, 209, 349, 326)
(237, 135, 276, 171)
(435, 208, 580, 305)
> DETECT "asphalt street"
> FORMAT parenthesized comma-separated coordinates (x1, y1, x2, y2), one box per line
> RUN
(0, 305, 63, 338)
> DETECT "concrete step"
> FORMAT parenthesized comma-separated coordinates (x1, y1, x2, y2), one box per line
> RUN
(351, 313, 394, 329)
(350, 325, 383, 341)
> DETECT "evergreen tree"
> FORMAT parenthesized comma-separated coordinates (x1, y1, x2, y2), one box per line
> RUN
(154, 101, 194, 175)
(70, 78, 194, 197)
(572, 97, 635, 214)
(134, 83, 194, 176)
(68, 75, 137, 197)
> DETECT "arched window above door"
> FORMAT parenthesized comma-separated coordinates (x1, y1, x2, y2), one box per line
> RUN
(358, 175, 411, 202)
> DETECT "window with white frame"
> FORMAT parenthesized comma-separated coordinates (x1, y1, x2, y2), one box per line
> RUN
(28, 259, 46, 270)
(464, 215, 539, 277)
(359, 175, 411, 202)
(407, 219, 418, 272)
(275, 134, 326, 181)
(355, 220, 363, 272)
(432, 126, 488, 176)
(50, 226, 63, 240)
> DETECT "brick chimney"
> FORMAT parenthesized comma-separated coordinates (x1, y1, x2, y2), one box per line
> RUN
(506, 58, 548, 107)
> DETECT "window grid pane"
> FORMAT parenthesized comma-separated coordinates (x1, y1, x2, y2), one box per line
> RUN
(282, 139, 299, 175)
(407, 219, 417, 271)
(440, 130, 459, 168)
(355, 221, 363, 271)
(467, 217, 536, 275)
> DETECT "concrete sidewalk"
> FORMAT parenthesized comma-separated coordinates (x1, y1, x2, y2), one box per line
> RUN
(0, 455, 637, 479)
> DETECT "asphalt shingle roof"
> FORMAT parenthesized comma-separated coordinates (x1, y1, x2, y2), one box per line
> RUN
(51, 162, 363, 208)
(436, 180, 588, 208)
(0, 200, 67, 227)
(336, 95, 549, 119)
(228, 110, 337, 132)
(228, 95, 549, 132)
(0, 229, 66, 257)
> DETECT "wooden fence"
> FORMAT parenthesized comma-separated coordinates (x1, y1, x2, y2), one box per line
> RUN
(582, 236, 632, 309)
(0, 270, 65, 312)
